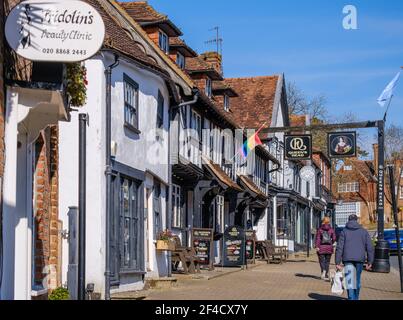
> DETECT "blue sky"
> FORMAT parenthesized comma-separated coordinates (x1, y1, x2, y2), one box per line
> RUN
(123, 1, 403, 152)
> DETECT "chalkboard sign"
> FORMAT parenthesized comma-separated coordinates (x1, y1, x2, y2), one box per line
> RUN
(245, 230, 256, 264)
(223, 226, 245, 267)
(192, 228, 214, 271)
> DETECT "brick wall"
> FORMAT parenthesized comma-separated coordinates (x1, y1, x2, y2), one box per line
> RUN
(33, 126, 60, 290)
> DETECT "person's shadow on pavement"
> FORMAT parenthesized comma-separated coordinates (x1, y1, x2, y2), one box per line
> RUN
(308, 293, 347, 300)
(295, 273, 322, 280)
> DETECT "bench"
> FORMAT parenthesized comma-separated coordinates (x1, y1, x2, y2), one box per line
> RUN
(171, 236, 201, 274)
(256, 241, 287, 264)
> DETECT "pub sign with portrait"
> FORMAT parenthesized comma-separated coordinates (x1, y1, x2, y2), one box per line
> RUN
(328, 132, 357, 158)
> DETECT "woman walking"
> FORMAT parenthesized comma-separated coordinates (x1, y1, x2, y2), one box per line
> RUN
(315, 217, 336, 280)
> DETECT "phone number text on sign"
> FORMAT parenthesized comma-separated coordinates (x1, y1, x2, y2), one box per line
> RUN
(42, 48, 88, 56)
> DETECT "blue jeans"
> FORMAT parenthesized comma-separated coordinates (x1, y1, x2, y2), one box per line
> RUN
(345, 262, 363, 300)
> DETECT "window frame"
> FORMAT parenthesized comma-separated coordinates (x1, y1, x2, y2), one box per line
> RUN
(118, 176, 143, 273)
(205, 78, 212, 97)
(338, 182, 360, 193)
(158, 30, 169, 54)
(224, 94, 230, 112)
(123, 74, 140, 132)
(172, 184, 183, 229)
(153, 182, 162, 240)
(176, 52, 185, 69)
(157, 90, 164, 129)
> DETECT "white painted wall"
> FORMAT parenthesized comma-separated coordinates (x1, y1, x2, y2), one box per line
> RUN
(59, 57, 106, 294)
(111, 59, 169, 182)
(59, 53, 171, 296)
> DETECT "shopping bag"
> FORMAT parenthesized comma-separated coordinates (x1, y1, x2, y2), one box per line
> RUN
(330, 269, 344, 295)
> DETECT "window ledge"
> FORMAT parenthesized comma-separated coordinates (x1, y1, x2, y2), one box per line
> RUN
(119, 269, 146, 276)
(124, 123, 141, 135)
(31, 288, 48, 297)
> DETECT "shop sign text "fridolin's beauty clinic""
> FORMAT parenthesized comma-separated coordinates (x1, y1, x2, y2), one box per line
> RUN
(5, 0, 105, 62)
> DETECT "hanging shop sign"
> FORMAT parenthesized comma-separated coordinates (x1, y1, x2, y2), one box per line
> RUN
(328, 132, 357, 158)
(192, 228, 214, 270)
(223, 226, 245, 267)
(300, 165, 316, 182)
(284, 135, 312, 160)
(5, 0, 105, 62)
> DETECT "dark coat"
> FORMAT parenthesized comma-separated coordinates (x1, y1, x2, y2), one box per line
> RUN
(315, 224, 336, 255)
(335, 221, 375, 265)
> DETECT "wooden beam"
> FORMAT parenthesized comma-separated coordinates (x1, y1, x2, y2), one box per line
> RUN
(260, 120, 382, 135)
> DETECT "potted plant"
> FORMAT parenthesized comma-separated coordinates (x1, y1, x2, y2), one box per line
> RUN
(48, 287, 70, 300)
(66, 62, 88, 107)
(156, 230, 176, 251)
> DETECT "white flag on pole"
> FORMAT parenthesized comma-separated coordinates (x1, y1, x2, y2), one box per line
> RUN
(377, 71, 400, 107)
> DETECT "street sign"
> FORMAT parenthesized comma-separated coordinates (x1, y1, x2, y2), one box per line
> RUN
(284, 135, 312, 160)
(328, 132, 357, 158)
(5, 0, 105, 62)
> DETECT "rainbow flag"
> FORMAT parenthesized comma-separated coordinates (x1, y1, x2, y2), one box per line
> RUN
(240, 124, 265, 158)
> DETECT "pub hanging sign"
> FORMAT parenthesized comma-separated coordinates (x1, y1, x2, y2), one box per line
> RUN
(284, 135, 312, 160)
(328, 132, 357, 158)
(5, 0, 105, 62)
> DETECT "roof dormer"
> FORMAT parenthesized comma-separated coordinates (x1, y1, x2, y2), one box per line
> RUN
(120, 1, 183, 54)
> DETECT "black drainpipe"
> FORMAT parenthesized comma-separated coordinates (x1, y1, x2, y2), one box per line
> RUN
(105, 55, 119, 301)
(78, 113, 88, 300)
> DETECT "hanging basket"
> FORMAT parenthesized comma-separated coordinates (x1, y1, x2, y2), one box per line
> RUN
(156, 240, 175, 251)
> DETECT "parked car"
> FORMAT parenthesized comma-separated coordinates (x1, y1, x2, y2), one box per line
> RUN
(372, 229, 403, 254)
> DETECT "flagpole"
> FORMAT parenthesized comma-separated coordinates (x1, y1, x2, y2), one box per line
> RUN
(383, 95, 394, 123)
(229, 122, 268, 162)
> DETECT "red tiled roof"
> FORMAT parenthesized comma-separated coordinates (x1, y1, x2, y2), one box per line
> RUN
(85, 0, 164, 73)
(212, 80, 238, 97)
(119, 1, 166, 23)
(169, 37, 198, 57)
(186, 56, 223, 80)
(239, 175, 267, 200)
(290, 114, 306, 127)
(225, 76, 280, 130)
(202, 156, 243, 192)
(339, 159, 376, 182)
(119, 1, 182, 36)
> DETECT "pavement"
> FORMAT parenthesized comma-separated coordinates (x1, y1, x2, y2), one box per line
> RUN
(143, 254, 403, 300)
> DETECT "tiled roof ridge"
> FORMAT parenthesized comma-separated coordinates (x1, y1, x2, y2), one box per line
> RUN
(109, 0, 195, 89)
(119, 1, 167, 20)
(85, 0, 164, 73)
(226, 75, 280, 81)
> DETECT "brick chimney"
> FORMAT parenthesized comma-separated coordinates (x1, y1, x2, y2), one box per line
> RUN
(200, 51, 222, 75)
(373, 143, 379, 170)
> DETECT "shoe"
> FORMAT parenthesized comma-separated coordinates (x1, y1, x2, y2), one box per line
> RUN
(321, 271, 326, 280)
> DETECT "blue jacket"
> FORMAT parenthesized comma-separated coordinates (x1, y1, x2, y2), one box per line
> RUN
(335, 221, 375, 265)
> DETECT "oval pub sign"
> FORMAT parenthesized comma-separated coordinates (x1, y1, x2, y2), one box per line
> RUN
(5, 0, 105, 62)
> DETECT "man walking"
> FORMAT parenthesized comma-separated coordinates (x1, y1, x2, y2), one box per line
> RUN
(335, 214, 375, 300)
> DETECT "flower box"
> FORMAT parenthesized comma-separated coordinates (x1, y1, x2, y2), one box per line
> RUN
(156, 240, 175, 251)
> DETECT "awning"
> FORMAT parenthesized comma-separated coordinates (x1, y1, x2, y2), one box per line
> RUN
(313, 197, 326, 211)
(276, 189, 310, 207)
(202, 156, 243, 192)
(238, 175, 268, 201)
